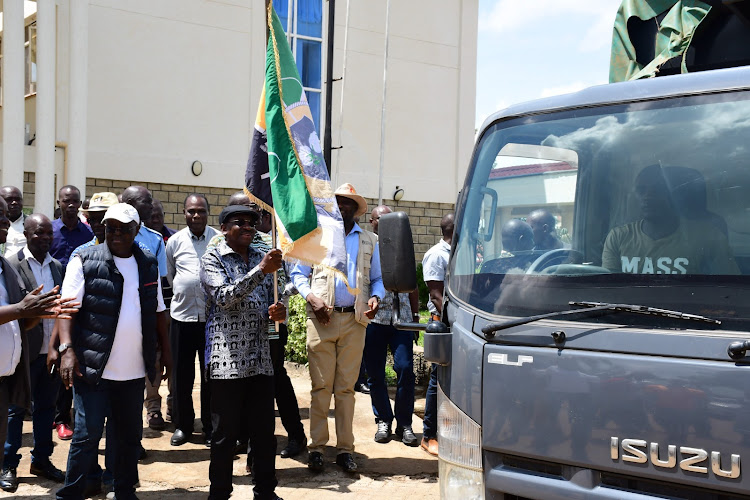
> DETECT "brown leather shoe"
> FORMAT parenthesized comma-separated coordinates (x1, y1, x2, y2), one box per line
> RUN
(420, 437, 438, 456)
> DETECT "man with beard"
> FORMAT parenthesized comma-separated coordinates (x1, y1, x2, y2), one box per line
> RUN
(289, 183, 384, 473)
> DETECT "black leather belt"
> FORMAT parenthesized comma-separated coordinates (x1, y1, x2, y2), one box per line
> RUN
(332, 306, 355, 313)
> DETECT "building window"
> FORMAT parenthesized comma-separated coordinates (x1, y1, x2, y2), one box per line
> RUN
(273, 0, 323, 133)
(0, 17, 38, 105)
(25, 21, 37, 96)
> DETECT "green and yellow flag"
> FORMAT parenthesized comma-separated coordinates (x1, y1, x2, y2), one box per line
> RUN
(246, 3, 349, 281)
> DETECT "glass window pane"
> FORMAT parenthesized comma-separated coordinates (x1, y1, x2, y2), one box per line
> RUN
(451, 92, 750, 328)
(272, 0, 290, 32)
(297, 0, 322, 38)
(296, 39, 321, 89)
(306, 90, 321, 135)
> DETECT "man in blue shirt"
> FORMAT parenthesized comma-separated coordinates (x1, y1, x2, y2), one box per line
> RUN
(49, 185, 94, 441)
(289, 183, 384, 474)
(49, 186, 94, 270)
(122, 186, 171, 432)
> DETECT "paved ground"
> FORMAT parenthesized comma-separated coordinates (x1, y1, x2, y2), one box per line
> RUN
(2, 362, 438, 499)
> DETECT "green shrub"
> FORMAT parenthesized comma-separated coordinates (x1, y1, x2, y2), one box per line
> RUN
(285, 294, 308, 365)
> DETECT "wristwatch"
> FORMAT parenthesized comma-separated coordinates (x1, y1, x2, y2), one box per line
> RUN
(371, 295, 381, 305)
(58, 343, 73, 354)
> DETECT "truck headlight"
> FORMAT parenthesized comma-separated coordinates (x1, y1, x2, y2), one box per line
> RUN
(438, 383, 484, 499)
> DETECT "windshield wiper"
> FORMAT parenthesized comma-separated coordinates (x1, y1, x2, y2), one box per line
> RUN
(482, 301, 720, 337)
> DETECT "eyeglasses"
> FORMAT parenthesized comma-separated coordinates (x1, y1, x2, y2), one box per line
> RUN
(226, 218, 259, 228)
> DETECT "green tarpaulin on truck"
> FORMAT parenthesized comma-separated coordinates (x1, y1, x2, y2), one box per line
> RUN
(610, 0, 712, 82)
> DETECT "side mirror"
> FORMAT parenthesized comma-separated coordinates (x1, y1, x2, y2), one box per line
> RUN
(378, 212, 417, 293)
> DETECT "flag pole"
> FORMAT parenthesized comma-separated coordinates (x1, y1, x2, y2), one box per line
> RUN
(377, 0, 392, 206)
(265, 0, 281, 332)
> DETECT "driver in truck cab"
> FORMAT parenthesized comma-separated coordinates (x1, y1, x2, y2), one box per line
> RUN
(602, 163, 739, 275)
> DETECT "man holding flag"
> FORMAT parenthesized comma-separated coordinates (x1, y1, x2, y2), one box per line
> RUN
(246, 3, 384, 474)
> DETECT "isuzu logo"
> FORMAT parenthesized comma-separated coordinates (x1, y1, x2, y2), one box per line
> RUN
(487, 353, 533, 367)
(611, 437, 740, 479)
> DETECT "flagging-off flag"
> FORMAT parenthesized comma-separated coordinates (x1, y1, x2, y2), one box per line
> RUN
(245, 3, 351, 289)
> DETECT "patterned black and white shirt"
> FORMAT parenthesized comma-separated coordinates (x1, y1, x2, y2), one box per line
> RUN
(200, 240, 274, 379)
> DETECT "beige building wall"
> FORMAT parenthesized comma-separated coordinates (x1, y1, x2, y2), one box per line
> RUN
(5, 0, 476, 219)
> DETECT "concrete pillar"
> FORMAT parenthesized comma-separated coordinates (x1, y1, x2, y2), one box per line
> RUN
(35, 0, 57, 216)
(67, 0, 89, 192)
(1, 0, 26, 190)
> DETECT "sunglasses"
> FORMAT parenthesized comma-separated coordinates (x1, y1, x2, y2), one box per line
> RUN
(226, 218, 259, 228)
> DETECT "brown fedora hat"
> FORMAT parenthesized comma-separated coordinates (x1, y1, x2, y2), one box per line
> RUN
(334, 183, 368, 217)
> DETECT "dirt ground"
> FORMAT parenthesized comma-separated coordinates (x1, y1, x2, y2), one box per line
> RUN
(1, 362, 438, 499)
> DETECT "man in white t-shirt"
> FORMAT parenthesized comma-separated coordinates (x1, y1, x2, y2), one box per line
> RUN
(55, 204, 166, 500)
(420, 212, 454, 457)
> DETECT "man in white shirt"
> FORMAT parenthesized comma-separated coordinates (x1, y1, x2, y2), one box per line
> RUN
(1, 215, 65, 490)
(0, 186, 26, 258)
(0, 199, 75, 494)
(55, 204, 166, 500)
(166, 194, 219, 447)
(420, 212, 454, 457)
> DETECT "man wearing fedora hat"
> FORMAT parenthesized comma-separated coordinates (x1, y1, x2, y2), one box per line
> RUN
(290, 183, 385, 473)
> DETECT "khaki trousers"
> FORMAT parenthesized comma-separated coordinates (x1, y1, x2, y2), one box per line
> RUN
(306, 311, 366, 453)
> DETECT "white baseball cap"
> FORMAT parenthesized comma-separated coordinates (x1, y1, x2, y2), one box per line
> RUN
(102, 203, 140, 225)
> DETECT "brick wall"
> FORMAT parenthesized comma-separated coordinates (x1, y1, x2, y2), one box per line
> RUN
(21, 173, 454, 263)
(362, 197, 454, 262)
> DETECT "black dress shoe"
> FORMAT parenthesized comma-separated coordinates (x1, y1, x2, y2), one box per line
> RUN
(280, 437, 306, 458)
(171, 429, 189, 446)
(354, 383, 370, 394)
(0, 467, 18, 492)
(30, 461, 65, 482)
(308, 451, 325, 472)
(335, 453, 358, 473)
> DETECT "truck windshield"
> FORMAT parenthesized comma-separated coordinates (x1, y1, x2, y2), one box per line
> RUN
(451, 90, 750, 330)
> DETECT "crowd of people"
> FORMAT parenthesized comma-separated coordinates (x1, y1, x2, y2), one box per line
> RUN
(0, 181, 453, 500)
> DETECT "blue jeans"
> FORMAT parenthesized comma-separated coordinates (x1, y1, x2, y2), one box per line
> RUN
(3, 354, 59, 468)
(56, 377, 145, 500)
(364, 323, 415, 428)
(423, 364, 438, 439)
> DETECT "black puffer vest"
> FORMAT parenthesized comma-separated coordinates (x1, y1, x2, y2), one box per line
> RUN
(73, 243, 159, 384)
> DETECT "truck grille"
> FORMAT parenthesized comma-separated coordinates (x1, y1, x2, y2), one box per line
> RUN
(493, 454, 745, 500)
(600, 471, 746, 500)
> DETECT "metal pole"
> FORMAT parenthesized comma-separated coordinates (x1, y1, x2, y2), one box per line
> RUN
(323, 0, 336, 174)
(265, 0, 280, 331)
(333, 0, 351, 187)
(377, 0, 392, 206)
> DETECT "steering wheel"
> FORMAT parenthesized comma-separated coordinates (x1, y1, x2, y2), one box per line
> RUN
(526, 249, 584, 274)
